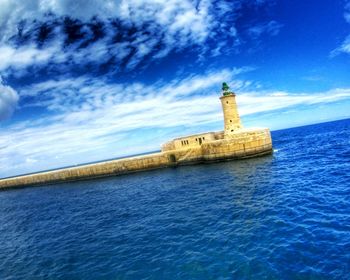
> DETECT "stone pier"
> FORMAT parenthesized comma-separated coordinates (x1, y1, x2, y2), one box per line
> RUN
(0, 83, 273, 190)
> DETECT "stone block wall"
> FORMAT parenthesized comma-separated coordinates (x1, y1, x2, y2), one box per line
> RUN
(202, 128, 272, 161)
(0, 153, 170, 189)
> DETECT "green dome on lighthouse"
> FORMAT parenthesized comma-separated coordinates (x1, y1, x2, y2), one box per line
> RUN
(222, 82, 233, 96)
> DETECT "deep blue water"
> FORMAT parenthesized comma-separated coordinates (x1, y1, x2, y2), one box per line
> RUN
(0, 119, 349, 279)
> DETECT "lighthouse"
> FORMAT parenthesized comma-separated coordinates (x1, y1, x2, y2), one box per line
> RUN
(220, 82, 243, 135)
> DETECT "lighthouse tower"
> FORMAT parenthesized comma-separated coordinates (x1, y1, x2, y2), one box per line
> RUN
(220, 82, 243, 135)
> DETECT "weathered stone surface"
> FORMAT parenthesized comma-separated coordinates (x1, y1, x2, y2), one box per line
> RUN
(220, 93, 242, 133)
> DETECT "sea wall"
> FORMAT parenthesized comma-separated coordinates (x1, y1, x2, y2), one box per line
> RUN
(0, 152, 170, 190)
(0, 128, 272, 190)
(203, 128, 272, 161)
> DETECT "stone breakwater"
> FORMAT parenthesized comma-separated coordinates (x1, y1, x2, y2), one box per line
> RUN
(0, 128, 272, 190)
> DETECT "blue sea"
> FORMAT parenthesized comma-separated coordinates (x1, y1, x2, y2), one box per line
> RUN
(0, 119, 349, 279)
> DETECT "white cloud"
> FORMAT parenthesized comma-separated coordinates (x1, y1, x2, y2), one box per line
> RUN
(237, 89, 350, 115)
(0, 44, 59, 72)
(1, 67, 350, 177)
(0, 77, 19, 121)
(345, 1, 350, 23)
(0, 0, 274, 75)
(0, 0, 227, 44)
(332, 35, 350, 55)
(248, 20, 283, 38)
(0, 1, 236, 69)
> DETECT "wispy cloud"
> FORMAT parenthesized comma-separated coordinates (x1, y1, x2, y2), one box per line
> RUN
(332, 36, 350, 56)
(0, 77, 19, 121)
(0, 0, 248, 76)
(0, 0, 282, 77)
(1, 67, 350, 177)
(345, 1, 350, 23)
(0, 44, 59, 72)
(247, 20, 283, 39)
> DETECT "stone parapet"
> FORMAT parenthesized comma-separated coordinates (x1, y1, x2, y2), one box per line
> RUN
(0, 153, 170, 190)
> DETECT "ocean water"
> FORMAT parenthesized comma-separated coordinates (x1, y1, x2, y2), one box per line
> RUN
(0, 119, 349, 280)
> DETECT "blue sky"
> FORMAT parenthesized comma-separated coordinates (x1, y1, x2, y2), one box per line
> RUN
(0, 0, 350, 177)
